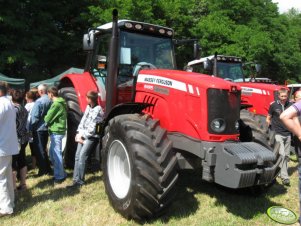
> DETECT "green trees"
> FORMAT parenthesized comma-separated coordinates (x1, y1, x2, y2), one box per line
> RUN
(0, 0, 89, 81)
(191, 0, 301, 82)
(0, 0, 300, 83)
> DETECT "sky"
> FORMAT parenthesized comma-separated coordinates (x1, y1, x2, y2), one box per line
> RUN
(271, 0, 301, 13)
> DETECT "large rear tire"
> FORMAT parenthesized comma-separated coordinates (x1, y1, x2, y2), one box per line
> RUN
(59, 87, 82, 168)
(101, 114, 178, 221)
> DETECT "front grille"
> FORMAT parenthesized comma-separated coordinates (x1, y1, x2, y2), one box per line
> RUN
(207, 88, 240, 134)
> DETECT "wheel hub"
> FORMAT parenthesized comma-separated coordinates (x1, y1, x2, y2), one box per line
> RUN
(107, 140, 131, 199)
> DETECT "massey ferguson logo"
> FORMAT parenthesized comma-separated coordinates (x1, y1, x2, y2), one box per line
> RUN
(144, 77, 173, 86)
(241, 87, 270, 96)
(137, 74, 187, 92)
(241, 87, 253, 96)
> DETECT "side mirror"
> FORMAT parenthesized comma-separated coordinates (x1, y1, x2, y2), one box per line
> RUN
(83, 32, 95, 51)
(193, 42, 201, 59)
(204, 58, 212, 71)
(185, 65, 193, 72)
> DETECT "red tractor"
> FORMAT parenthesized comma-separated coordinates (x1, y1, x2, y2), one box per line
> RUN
(58, 10, 280, 220)
(187, 54, 286, 148)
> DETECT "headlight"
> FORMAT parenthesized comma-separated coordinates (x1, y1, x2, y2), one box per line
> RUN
(210, 118, 226, 133)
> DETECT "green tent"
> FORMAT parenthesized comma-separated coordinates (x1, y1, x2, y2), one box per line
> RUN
(30, 67, 84, 88)
(0, 72, 26, 89)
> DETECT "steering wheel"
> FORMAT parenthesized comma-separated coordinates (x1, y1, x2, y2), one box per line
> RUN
(133, 62, 157, 77)
(224, 78, 234, 82)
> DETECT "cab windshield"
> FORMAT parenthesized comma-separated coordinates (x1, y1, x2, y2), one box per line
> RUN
(92, 30, 176, 87)
(119, 31, 176, 69)
(216, 62, 244, 82)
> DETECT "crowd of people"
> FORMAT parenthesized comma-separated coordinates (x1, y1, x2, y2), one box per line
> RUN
(0, 81, 104, 216)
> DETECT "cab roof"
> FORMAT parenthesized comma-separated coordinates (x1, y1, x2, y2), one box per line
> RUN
(188, 55, 242, 66)
(92, 20, 174, 37)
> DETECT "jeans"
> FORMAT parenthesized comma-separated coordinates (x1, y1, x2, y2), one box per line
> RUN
(275, 134, 291, 180)
(33, 130, 51, 175)
(49, 134, 66, 180)
(73, 138, 98, 185)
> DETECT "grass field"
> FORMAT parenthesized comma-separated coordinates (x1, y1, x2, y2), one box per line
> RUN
(1, 153, 300, 226)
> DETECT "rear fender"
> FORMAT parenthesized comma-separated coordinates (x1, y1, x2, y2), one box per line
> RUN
(59, 72, 99, 112)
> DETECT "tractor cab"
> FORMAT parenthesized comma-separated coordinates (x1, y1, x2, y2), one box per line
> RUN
(187, 55, 244, 82)
(83, 20, 176, 105)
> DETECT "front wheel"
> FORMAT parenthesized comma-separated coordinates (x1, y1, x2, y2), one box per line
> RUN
(101, 114, 178, 220)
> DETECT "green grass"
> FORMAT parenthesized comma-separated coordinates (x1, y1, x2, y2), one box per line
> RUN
(2, 153, 300, 226)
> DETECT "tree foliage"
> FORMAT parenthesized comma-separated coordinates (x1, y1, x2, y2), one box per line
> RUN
(0, 0, 300, 83)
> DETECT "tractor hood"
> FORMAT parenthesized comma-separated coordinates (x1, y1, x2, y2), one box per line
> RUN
(135, 69, 241, 141)
(137, 69, 241, 93)
(238, 82, 285, 95)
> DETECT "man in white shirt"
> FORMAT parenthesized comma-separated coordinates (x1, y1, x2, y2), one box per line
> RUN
(0, 81, 18, 216)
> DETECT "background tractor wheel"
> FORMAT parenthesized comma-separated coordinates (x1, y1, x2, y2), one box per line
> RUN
(59, 87, 82, 168)
(240, 110, 270, 148)
(101, 114, 179, 221)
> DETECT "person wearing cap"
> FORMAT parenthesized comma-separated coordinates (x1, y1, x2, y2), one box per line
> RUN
(67, 90, 104, 188)
(280, 90, 301, 225)
(0, 81, 18, 216)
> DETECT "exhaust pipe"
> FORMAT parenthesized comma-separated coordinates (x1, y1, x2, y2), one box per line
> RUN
(213, 52, 217, 76)
(105, 9, 119, 117)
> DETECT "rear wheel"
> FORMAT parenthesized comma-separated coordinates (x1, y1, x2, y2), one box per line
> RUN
(59, 87, 82, 168)
(102, 114, 178, 220)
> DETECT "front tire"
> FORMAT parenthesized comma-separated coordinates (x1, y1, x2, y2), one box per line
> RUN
(102, 114, 178, 220)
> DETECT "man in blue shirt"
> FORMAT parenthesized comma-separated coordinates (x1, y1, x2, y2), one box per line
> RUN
(30, 84, 52, 176)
